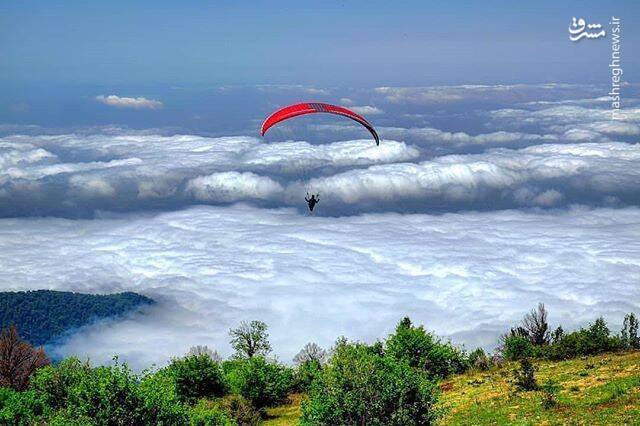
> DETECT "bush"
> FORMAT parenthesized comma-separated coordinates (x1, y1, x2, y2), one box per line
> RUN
(294, 359, 323, 393)
(386, 317, 469, 378)
(548, 318, 623, 360)
(30, 357, 189, 424)
(138, 368, 192, 424)
(502, 335, 536, 361)
(0, 387, 45, 424)
(541, 379, 560, 409)
(189, 399, 236, 426)
(224, 357, 293, 409)
(468, 348, 491, 371)
(301, 340, 440, 425)
(513, 358, 537, 391)
(166, 354, 227, 403)
(217, 394, 261, 425)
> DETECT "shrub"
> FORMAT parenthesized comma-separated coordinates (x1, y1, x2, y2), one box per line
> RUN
(301, 340, 440, 425)
(224, 357, 293, 409)
(189, 399, 236, 426)
(217, 394, 261, 425)
(513, 358, 537, 391)
(0, 387, 45, 424)
(30, 357, 189, 424)
(138, 368, 191, 424)
(548, 317, 623, 360)
(294, 359, 323, 393)
(468, 348, 491, 371)
(386, 317, 469, 378)
(502, 335, 536, 361)
(166, 354, 227, 403)
(541, 379, 560, 409)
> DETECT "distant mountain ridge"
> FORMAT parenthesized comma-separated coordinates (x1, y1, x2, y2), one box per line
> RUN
(0, 290, 154, 346)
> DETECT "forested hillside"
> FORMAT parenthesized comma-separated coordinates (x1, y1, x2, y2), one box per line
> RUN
(0, 290, 153, 345)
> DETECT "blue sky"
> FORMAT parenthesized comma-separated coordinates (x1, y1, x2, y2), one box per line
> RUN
(1, 1, 638, 132)
(2, 0, 638, 87)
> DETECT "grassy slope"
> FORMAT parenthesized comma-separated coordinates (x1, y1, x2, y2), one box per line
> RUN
(263, 351, 640, 425)
(438, 351, 640, 425)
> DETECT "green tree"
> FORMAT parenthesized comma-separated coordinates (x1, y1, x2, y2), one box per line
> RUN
(301, 339, 439, 425)
(621, 313, 639, 349)
(165, 354, 227, 404)
(513, 358, 537, 391)
(294, 359, 323, 392)
(502, 334, 536, 361)
(385, 317, 468, 378)
(224, 356, 292, 409)
(229, 321, 272, 359)
(30, 357, 189, 424)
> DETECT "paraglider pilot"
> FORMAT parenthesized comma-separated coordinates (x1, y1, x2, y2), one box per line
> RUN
(305, 192, 320, 212)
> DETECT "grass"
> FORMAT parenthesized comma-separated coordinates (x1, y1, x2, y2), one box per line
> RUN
(261, 351, 640, 425)
(263, 393, 303, 426)
(437, 351, 640, 425)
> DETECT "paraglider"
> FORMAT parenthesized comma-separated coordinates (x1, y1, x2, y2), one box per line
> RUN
(260, 102, 380, 212)
(305, 192, 320, 212)
(260, 102, 380, 146)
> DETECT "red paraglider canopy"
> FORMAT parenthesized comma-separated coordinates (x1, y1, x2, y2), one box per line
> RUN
(260, 102, 380, 145)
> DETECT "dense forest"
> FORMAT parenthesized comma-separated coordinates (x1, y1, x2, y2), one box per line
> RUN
(0, 305, 637, 425)
(0, 290, 154, 345)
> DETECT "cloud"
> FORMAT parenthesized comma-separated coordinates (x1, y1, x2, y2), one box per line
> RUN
(0, 133, 419, 216)
(187, 172, 284, 203)
(300, 142, 640, 214)
(373, 84, 598, 105)
(1, 204, 638, 370)
(1, 129, 639, 217)
(349, 105, 384, 115)
(96, 95, 163, 110)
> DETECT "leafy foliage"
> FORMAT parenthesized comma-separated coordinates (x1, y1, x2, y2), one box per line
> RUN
(301, 339, 440, 425)
(513, 358, 537, 391)
(229, 321, 272, 359)
(540, 378, 560, 409)
(468, 348, 491, 371)
(224, 356, 293, 409)
(30, 357, 189, 424)
(502, 334, 537, 361)
(0, 290, 153, 346)
(385, 317, 468, 378)
(293, 359, 323, 393)
(621, 313, 640, 349)
(216, 394, 261, 425)
(165, 354, 227, 404)
(548, 317, 624, 360)
(189, 399, 236, 426)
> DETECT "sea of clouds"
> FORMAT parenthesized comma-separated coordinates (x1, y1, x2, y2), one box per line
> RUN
(1, 83, 639, 368)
